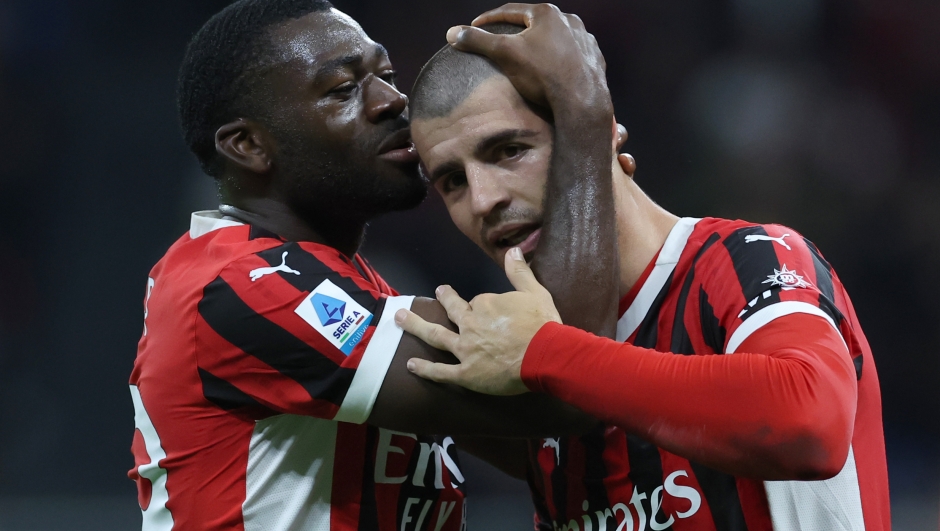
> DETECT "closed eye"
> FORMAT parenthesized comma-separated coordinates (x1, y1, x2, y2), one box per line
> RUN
(329, 81, 356, 97)
(379, 70, 398, 86)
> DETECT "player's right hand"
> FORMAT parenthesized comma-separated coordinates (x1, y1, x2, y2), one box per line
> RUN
(395, 247, 561, 396)
(446, 3, 612, 118)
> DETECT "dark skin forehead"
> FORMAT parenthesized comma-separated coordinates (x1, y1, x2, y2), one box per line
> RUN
(264, 9, 390, 83)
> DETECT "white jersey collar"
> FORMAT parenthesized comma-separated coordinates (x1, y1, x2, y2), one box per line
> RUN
(189, 210, 244, 239)
(616, 217, 701, 342)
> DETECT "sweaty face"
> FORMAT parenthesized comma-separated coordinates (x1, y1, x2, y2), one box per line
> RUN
(412, 76, 553, 265)
(260, 9, 426, 221)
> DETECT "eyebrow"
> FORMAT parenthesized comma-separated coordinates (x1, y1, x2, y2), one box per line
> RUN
(313, 44, 389, 81)
(427, 129, 541, 184)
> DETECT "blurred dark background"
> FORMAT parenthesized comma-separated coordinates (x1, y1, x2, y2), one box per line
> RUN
(0, 0, 937, 529)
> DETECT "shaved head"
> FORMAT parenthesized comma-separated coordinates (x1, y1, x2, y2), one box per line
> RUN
(410, 23, 524, 121)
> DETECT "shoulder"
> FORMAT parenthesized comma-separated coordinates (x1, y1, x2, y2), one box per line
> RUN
(689, 218, 845, 349)
(692, 218, 817, 277)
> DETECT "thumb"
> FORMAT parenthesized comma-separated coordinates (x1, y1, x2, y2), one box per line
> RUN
(447, 25, 508, 59)
(503, 247, 542, 293)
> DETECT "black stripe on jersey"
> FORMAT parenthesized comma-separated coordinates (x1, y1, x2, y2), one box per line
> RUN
(630, 308, 673, 530)
(801, 236, 847, 329)
(198, 367, 270, 415)
(359, 427, 380, 531)
(248, 224, 282, 241)
(581, 424, 612, 514)
(633, 271, 676, 349)
(699, 288, 727, 353)
(688, 462, 748, 531)
(801, 237, 835, 302)
(526, 444, 555, 531)
(396, 435, 444, 531)
(256, 242, 384, 319)
(625, 435, 673, 531)
(723, 227, 781, 321)
(671, 233, 722, 355)
(551, 438, 570, 523)
(854, 355, 863, 380)
(199, 276, 354, 407)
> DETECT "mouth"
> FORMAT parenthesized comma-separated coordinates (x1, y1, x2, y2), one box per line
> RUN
(377, 128, 419, 163)
(488, 223, 543, 257)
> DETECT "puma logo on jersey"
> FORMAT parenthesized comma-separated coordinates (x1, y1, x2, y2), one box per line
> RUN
(744, 233, 791, 250)
(543, 438, 561, 465)
(249, 251, 301, 281)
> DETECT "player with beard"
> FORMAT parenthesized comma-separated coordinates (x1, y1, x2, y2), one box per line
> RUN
(401, 6, 890, 531)
(129, 1, 623, 530)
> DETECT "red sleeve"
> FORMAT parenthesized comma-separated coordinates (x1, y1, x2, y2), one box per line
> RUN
(195, 241, 414, 424)
(520, 312, 858, 479)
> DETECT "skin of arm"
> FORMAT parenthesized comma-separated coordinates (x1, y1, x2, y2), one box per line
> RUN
(452, 3, 621, 337)
(368, 297, 593, 437)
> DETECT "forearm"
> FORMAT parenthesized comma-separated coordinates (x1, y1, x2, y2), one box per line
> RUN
(521, 316, 858, 479)
(453, 435, 531, 480)
(371, 298, 596, 437)
(531, 93, 618, 338)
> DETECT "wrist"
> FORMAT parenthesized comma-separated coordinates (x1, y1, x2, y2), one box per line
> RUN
(520, 321, 568, 393)
(545, 73, 613, 125)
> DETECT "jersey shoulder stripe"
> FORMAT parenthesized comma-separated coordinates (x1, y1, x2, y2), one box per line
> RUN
(198, 274, 355, 408)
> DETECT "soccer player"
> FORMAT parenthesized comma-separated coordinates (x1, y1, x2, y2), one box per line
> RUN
(129, 1, 620, 529)
(400, 6, 891, 530)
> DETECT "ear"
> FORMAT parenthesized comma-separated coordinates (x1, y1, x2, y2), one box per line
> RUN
(611, 117, 628, 153)
(215, 119, 273, 174)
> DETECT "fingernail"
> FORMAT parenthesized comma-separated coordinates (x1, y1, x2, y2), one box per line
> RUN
(446, 26, 462, 43)
(394, 309, 407, 324)
(510, 247, 523, 261)
(406, 359, 416, 372)
(435, 285, 444, 297)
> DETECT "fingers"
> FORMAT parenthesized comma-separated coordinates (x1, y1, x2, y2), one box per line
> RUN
(406, 357, 462, 385)
(435, 284, 471, 322)
(503, 247, 543, 293)
(447, 25, 514, 59)
(395, 309, 460, 353)
(471, 3, 541, 27)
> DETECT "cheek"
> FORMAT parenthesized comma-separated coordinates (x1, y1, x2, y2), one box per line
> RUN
(445, 203, 481, 244)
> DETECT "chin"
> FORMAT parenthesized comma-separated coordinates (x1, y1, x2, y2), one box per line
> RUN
(371, 178, 428, 213)
(373, 164, 428, 212)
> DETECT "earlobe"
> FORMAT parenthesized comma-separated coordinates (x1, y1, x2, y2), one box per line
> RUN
(612, 119, 628, 152)
(617, 153, 636, 178)
(215, 119, 272, 174)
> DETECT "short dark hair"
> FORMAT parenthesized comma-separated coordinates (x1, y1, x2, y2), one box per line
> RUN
(410, 23, 524, 121)
(177, 0, 333, 178)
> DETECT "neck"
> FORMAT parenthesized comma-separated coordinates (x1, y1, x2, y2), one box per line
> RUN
(613, 172, 680, 299)
(219, 197, 367, 257)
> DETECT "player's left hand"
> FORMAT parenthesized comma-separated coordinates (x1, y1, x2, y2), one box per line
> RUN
(394, 247, 561, 396)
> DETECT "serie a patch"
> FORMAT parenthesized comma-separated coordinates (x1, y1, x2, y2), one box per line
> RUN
(295, 279, 373, 355)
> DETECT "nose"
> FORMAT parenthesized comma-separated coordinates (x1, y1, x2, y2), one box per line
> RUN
(363, 75, 408, 123)
(466, 164, 511, 220)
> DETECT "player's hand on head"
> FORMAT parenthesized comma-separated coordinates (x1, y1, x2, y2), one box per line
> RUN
(394, 247, 561, 396)
(447, 3, 611, 114)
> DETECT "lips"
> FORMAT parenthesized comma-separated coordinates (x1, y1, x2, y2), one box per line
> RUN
(377, 128, 419, 163)
(488, 223, 542, 253)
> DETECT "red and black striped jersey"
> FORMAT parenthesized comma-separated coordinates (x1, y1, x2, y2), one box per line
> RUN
(128, 211, 466, 531)
(524, 217, 889, 531)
